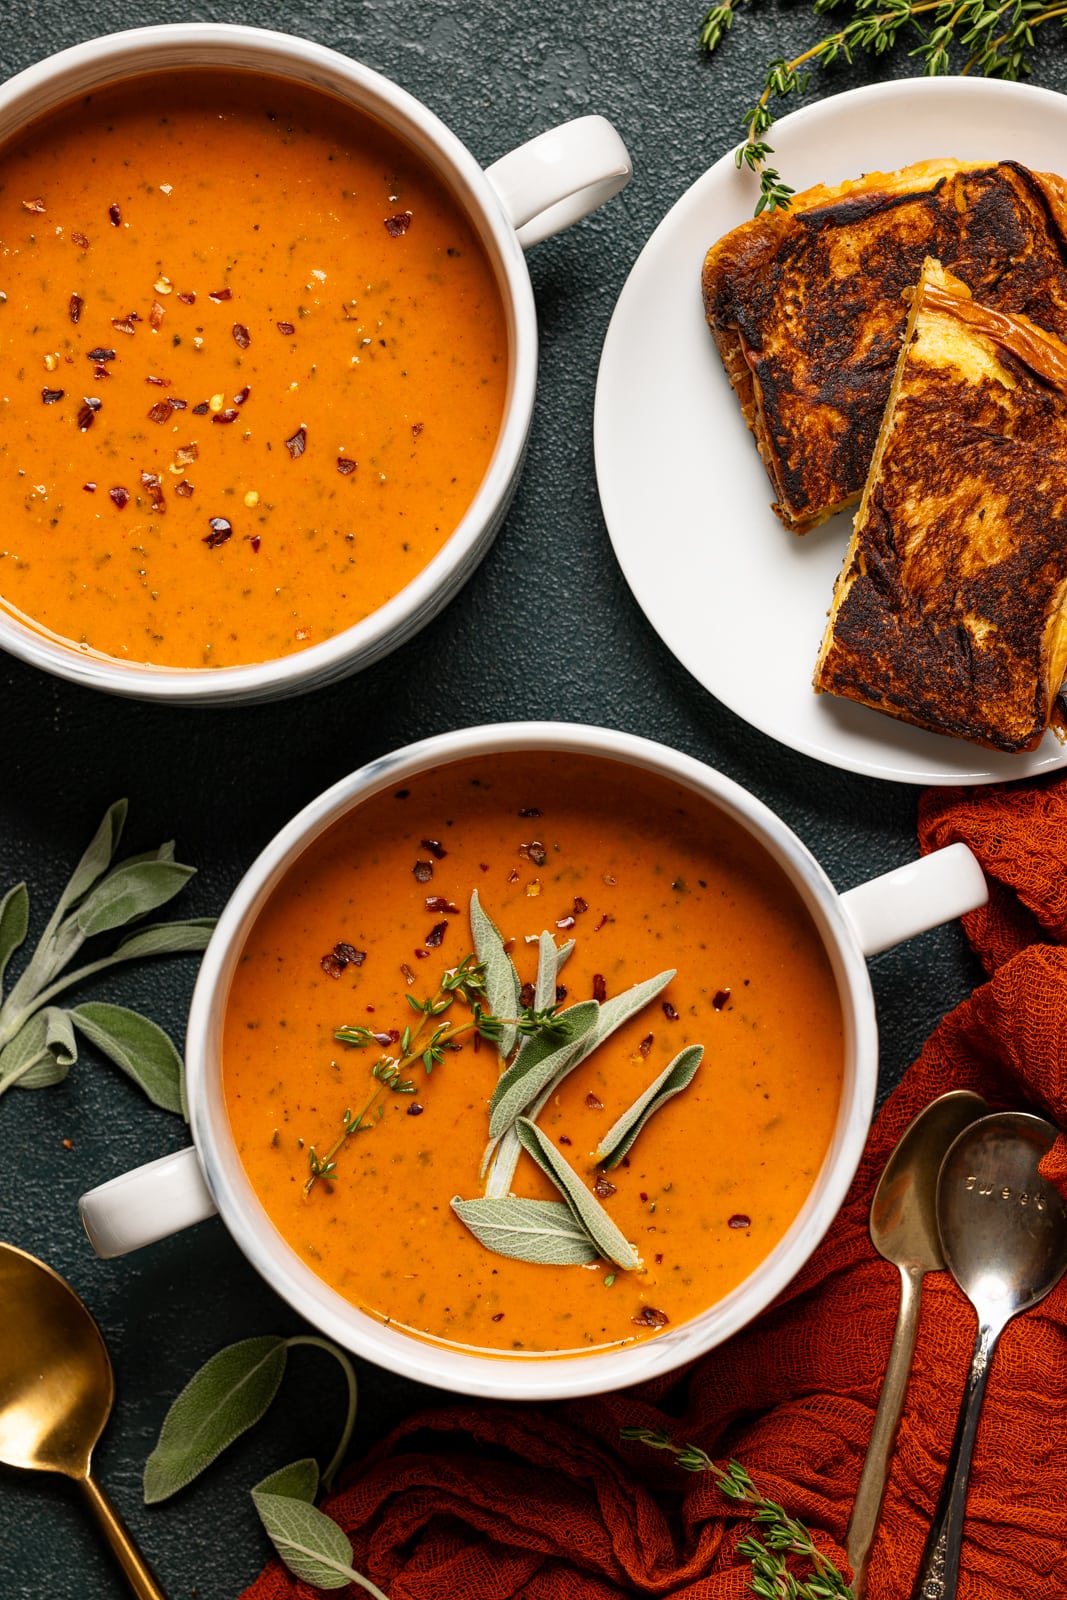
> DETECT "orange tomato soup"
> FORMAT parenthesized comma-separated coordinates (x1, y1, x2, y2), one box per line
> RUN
(222, 752, 844, 1358)
(0, 71, 507, 667)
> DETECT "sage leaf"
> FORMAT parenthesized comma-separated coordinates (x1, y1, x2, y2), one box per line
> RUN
(0, 1007, 77, 1095)
(251, 1491, 390, 1597)
(488, 999, 599, 1141)
(515, 1118, 641, 1271)
(76, 859, 196, 937)
(534, 929, 572, 1012)
(113, 917, 216, 960)
(451, 1195, 600, 1265)
(71, 1002, 184, 1116)
(57, 798, 128, 915)
(252, 1457, 319, 1505)
(573, 969, 676, 1069)
(470, 891, 521, 1058)
(0, 882, 28, 996)
(144, 1335, 288, 1503)
(596, 1044, 704, 1168)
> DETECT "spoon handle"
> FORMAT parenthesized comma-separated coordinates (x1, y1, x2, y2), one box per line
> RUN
(910, 1317, 1001, 1600)
(846, 1260, 923, 1596)
(78, 1473, 169, 1600)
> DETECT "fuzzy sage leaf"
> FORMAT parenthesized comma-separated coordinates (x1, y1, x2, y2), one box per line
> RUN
(596, 1045, 704, 1169)
(0, 882, 28, 998)
(250, 1486, 389, 1599)
(488, 999, 599, 1141)
(75, 858, 195, 937)
(70, 1002, 184, 1116)
(450, 1195, 601, 1265)
(252, 1456, 319, 1505)
(470, 890, 522, 1058)
(0, 1007, 77, 1093)
(515, 1117, 641, 1271)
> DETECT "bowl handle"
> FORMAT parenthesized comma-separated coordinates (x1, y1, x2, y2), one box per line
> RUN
(839, 841, 988, 958)
(79, 1147, 216, 1258)
(484, 114, 632, 249)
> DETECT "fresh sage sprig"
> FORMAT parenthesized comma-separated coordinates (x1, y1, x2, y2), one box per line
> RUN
(0, 799, 212, 1112)
(622, 1427, 855, 1598)
(596, 1044, 704, 1169)
(449, 1194, 602, 1265)
(515, 1116, 642, 1270)
(251, 1459, 389, 1599)
(702, 0, 1067, 216)
(144, 1332, 358, 1502)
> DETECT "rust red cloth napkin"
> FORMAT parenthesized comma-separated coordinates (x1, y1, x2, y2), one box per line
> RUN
(241, 777, 1067, 1600)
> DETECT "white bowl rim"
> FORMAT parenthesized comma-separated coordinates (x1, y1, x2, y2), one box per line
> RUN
(186, 720, 877, 1400)
(0, 24, 538, 702)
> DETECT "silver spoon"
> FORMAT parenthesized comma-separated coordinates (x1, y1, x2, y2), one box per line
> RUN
(911, 1111, 1067, 1600)
(846, 1090, 987, 1597)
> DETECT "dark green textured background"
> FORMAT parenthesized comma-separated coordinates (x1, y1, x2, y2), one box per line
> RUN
(1, 4, 1063, 1597)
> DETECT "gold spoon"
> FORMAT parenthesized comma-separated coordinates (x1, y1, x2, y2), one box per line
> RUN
(0, 1241, 167, 1599)
(846, 1090, 987, 1596)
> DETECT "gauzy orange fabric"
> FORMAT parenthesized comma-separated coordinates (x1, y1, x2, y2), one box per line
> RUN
(241, 777, 1067, 1600)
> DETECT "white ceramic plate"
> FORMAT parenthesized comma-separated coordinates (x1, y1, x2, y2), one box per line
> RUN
(595, 77, 1067, 785)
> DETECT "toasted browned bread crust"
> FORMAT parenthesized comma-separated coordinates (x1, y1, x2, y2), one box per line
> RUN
(703, 159, 1067, 533)
(813, 259, 1067, 753)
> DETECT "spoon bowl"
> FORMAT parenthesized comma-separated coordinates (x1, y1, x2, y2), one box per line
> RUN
(846, 1090, 987, 1596)
(0, 1242, 166, 1599)
(911, 1112, 1067, 1600)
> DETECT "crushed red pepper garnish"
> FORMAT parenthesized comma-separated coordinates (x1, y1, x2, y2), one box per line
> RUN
(177, 290, 196, 305)
(232, 323, 251, 349)
(209, 286, 233, 301)
(336, 457, 357, 475)
(41, 388, 64, 405)
(384, 210, 413, 236)
(191, 401, 210, 416)
(204, 516, 233, 548)
(149, 300, 165, 331)
(556, 915, 576, 931)
(519, 840, 547, 866)
(111, 315, 136, 335)
(83, 482, 96, 492)
(88, 347, 116, 362)
(213, 408, 240, 425)
(234, 385, 251, 406)
(69, 293, 84, 324)
(276, 320, 296, 335)
(71, 230, 89, 248)
(22, 196, 46, 212)
(425, 922, 447, 948)
(586, 1092, 604, 1110)
(407, 1103, 424, 1117)
(728, 1214, 752, 1230)
(592, 973, 607, 1003)
(174, 481, 194, 499)
(249, 533, 261, 552)
(107, 203, 121, 226)
(713, 988, 732, 1011)
(662, 1002, 679, 1021)
(421, 838, 447, 859)
(140, 471, 166, 512)
(594, 1175, 616, 1198)
(147, 400, 173, 425)
(518, 981, 535, 1008)
(77, 397, 101, 431)
(425, 896, 459, 913)
(639, 1033, 653, 1056)
(109, 487, 129, 509)
(284, 426, 307, 459)
(632, 1306, 670, 1329)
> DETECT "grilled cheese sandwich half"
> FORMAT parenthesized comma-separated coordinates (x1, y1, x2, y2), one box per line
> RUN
(703, 159, 1067, 533)
(814, 258, 1067, 754)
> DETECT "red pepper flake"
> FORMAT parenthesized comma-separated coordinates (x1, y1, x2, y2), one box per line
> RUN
(412, 421, 424, 437)
(425, 921, 447, 949)
(424, 896, 459, 914)
(177, 290, 196, 305)
(491, 1311, 505, 1321)
(209, 286, 233, 301)
(109, 486, 129, 509)
(712, 988, 732, 1011)
(728, 1214, 751, 1230)
(175, 481, 195, 499)
(413, 860, 433, 883)
(585, 1092, 604, 1110)
(141, 471, 166, 513)
(204, 516, 233, 548)
(77, 397, 101, 431)
(320, 952, 346, 980)
(400, 963, 416, 986)
(276, 320, 295, 335)
(518, 981, 535, 1008)
(407, 1103, 425, 1117)
(558, 1134, 572, 1146)
(192, 401, 210, 416)
(234, 385, 251, 406)
(319, 941, 365, 978)
(213, 408, 240, 425)
(519, 840, 547, 866)
(232, 323, 251, 349)
(592, 973, 607, 1004)
(639, 1033, 653, 1057)
(69, 293, 84, 324)
(655, 1253, 664, 1264)
(573, 897, 588, 916)
(506, 867, 519, 883)
(170, 398, 187, 410)
(413, 948, 429, 960)
(41, 387, 64, 404)
(149, 300, 165, 331)
(556, 915, 576, 931)
(284, 426, 307, 459)
(249, 533, 261, 552)
(88, 347, 116, 363)
(93, 365, 111, 381)
(173, 443, 198, 468)
(420, 838, 447, 860)
(594, 914, 611, 932)
(639, 1192, 648, 1203)
(83, 482, 96, 493)
(72, 230, 90, 248)
(111, 315, 137, 335)
(147, 399, 173, 424)
(108, 202, 121, 226)
(335, 942, 365, 967)
(555, 984, 568, 1002)
(384, 210, 413, 236)
(594, 1175, 616, 1198)
(632, 1306, 670, 1329)
(662, 1002, 679, 1021)
(336, 457, 357, 475)
(519, 807, 542, 818)
(22, 196, 46, 212)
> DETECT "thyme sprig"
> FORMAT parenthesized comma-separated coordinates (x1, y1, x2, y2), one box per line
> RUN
(702, 0, 1067, 215)
(622, 1428, 855, 1599)
(304, 954, 561, 1195)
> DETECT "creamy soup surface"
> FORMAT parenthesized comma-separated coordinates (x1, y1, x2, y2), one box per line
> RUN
(222, 752, 845, 1358)
(0, 70, 507, 668)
